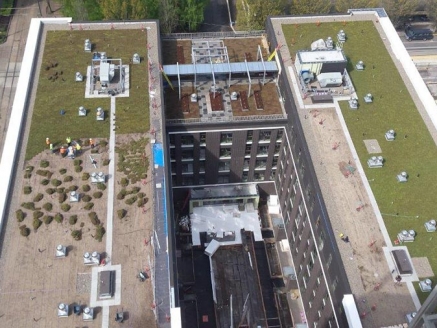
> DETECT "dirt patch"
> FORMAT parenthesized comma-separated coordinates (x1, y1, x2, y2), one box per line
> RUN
(412, 257, 434, 278)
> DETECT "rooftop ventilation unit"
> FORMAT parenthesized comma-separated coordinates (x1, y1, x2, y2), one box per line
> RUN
(419, 279, 433, 292)
(78, 106, 87, 117)
(231, 91, 239, 101)
(325, 37, 334, 49)
(58, 303, 69, 317)
(385, 129, 396, 141)
(70, 191, 79, 202)
(84, 39, 91, 52)
(83, 307, 94, 321)
(397, 229, 415, 242)
(190, 93, 198, 102)
(364, 93, 373, 103)
(367, 156, 384, 168)
(337, 30, 347, 42)
(132, 53, 140, 64)
(425, 220, 436, 232)
(348, 98, 358, 109)
(55, 244, 67, 258)
(75, 72, 83, 82)
(96, 107, 104, 121)
(301, 71, 314, 84)
(397, 171, 408, 182)
(356, 61, 364, 71)
(83, 251, 100, 265)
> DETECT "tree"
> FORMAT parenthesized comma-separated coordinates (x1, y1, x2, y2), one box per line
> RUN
(236, 0, 287, 31)
(291, 0, 332, 15)
(179, 0, 207, 31)
(425, 0, 437, 22)
(159, 0, 179, 33)
(334, 0, 378, 13)
(381, 0, 419, 28)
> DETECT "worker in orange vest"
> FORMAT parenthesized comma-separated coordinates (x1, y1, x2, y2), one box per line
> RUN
(89, 138, 95, 149)
(46, 137, 50, 146)
(60, 146, 67, 157)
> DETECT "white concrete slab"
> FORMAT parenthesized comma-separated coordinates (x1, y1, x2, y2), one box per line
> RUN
(90, 264, 122, 307)
(191, 204, 262, 246)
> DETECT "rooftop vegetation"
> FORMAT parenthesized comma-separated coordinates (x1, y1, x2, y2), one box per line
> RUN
(26, 29, 149, 160)
(284, 21, 437, 304)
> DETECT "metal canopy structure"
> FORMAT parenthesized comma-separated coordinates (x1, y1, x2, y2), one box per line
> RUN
(163, 41, 278, 98)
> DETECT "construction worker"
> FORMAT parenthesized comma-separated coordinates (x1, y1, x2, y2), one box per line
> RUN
(66, 137, 71, 146)
(46, 137, 50, 146)
(89, 138, 95, 149)
(60, 146, 67, 157)
(75, 143, 82, 154)
(49, 143, 55, 154)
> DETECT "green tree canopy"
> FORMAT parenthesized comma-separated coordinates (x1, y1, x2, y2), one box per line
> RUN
(236, 0, 287, 31)
(291, 0, 332, 15)
(381, 0, 419, 27)
(334, 0, 378, 13)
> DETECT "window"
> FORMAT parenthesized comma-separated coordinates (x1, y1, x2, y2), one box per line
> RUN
(243, 159, 250, 170)
(277, 129, 283, 141)
(219, 161, 230, 172)
(198, 175, 205, 185)
(181, 150, 193, 160)
(274, 143, 280, 154)
(258, 145, 269, 156)
(200, 132, 206, 144)
(181, 135, 194, 146)
(272, 158, 278, 169)
(218, 175, 229, 184)
(182, 177, 193, 186)
(220, 133, 232, 143)
(312, 247, 318, 261)
(245, 145, 252, 156)
(255, 159, 267, 169)
(199, 162, 205, 173)
(254, 172, 264, 181)
(247, 130, 253, 142)
(220, 148, 231, 158)
(170, 148, 175, 159)
(169, 134, 175, 146)
(259, 130, 271, 141)
(318, 231, 325, 251)
(326, 253, 333, 268)
(199, 147, 206, 160)
(242, 172, 248, 182)
(182, 163, 193, 173)
(295, 212, 302, 227)
(315, 215, 321, 228)
(332, 276, 339, 292)
(298, 201, 304, 215)
(293, 178, 299, 193)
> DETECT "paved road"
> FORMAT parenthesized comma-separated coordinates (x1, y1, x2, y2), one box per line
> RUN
(199, 0, 234, 32)
(397, 30, 437, 57)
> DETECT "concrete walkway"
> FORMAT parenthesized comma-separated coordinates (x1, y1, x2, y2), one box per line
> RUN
(100, 96, 117, 328)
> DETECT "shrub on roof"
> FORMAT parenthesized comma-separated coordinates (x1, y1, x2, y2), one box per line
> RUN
(20, 225, 30, 237)
(54, 213, 63, 223)
(69, 215, 78, 225)
(33, 193, 44, 202)
(16, 209, 26, 222)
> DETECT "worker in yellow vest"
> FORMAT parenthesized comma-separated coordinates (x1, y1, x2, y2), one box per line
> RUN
(66, 137, 71, 146)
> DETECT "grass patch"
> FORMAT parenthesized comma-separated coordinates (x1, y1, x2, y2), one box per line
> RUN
(25, 30, 149, 160)
(284, 21, 437, 290)
(116, 137, 149, 183)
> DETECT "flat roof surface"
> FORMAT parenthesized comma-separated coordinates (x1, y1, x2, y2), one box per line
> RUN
(0, 19, 159, 328)
(298, 50, 347, 63)
(272, 12, 422, 327)
(191, 204, 262, 246)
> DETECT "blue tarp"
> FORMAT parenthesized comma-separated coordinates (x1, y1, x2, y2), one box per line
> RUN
(153, 143, 164, 167)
